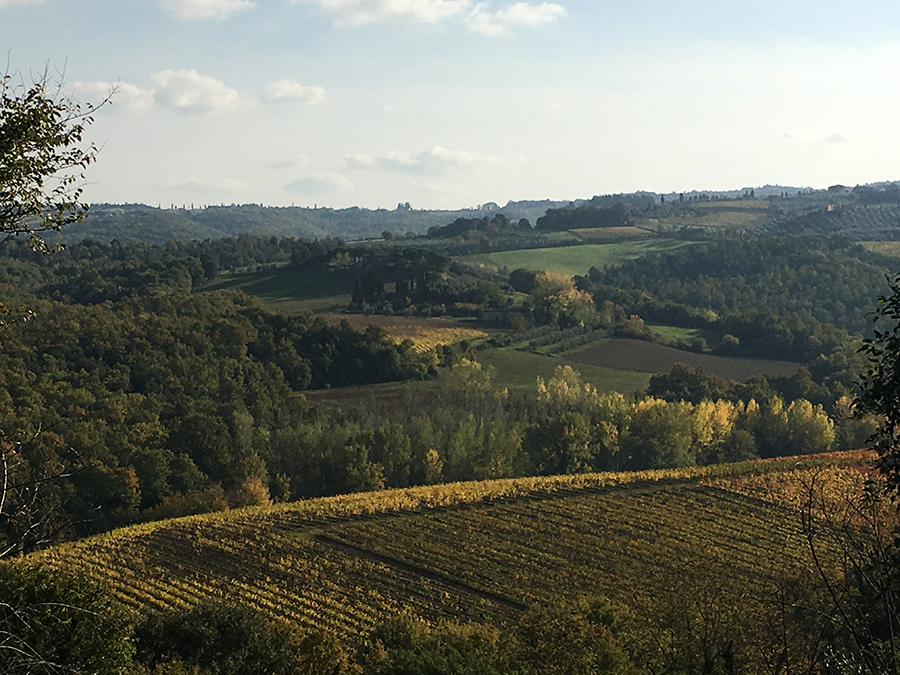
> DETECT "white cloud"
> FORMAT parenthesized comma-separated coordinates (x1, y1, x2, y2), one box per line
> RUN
(151, 70, 244, 113)
(263, 80, 326, 105)
(73, 81, 155, 112)
(346, 146, 506, 174)
(290, 0, 468, 24)
(0, 0, 42, 6)
(285, 173, 354, 193)
(265, 155, 312, 169)
(783, 128, 848, 144)
(290, 0, 564, 34)
(466, 2, 565, 36)
(159, 0, 254, 20)
(77, 73, 324, 115)
(158, 177, 248, 193)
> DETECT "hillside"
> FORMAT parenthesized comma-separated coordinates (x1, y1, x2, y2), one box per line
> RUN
(35, 452, 870, 640)
(46, 201, 572, 245)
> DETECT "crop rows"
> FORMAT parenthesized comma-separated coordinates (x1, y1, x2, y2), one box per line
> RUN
(34, 454, 869, 639)
(318, 483, 810, 615)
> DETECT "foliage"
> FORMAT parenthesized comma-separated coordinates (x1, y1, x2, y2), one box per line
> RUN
(134, 601, 356, 675)
(0, 72, 104, 252)
(536, 202, 632, 232)
(530, 271, 598, 326)
(858, 272, 900, 494)
(362, 615, 506, 675)
(510, 599, 637, 675)
(582, 235, 889, 362)
(426, 212, 531, 240)
(0, 563, 135, 674)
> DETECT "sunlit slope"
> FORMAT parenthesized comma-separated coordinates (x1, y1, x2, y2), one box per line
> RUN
(36, 453, 869, 638)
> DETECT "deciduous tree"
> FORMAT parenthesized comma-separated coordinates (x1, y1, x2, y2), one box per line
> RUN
(1, 70, 106, 252)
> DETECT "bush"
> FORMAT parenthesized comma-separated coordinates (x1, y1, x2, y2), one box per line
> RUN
(135, 601, 355, 675)
(0, 563, 135, 674)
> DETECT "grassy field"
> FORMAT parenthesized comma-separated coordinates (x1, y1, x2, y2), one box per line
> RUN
(646, 323, 709, 344)
(459, 239, 695, 277)
(634, 201, 770, 232)
(565, 338, 801, 381)
(477, 346, 651, 394)
(862, 241, 900, 258)
(33, 453, 872, 640)
(692, 199, 769, 210)
(569, 226, 656, 243)
(203, 263, 353, 307)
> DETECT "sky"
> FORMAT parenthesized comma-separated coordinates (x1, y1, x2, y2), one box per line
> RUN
(3, 0, 900, 209)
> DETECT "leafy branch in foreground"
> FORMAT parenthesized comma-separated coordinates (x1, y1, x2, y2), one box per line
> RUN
(857, 273, 900, 494)
(0, 70, 108, 253)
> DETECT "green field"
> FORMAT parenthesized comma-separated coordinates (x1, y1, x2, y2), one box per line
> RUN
(477, 346, 651, 394)
(565, 338, 801, 381)
(34, 454, 870, 642)
(203, 263, 353, 309)
(862, 241, 900, 258)
(646, 323, 708, 343)
(570, 226, 655, 243)
(459, 239, 696, 276)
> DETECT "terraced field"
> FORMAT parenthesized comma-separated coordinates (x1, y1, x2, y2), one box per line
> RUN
(35, 453, 870, 639)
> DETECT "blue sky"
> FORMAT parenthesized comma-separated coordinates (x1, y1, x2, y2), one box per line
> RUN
(4, 0, 900, 208)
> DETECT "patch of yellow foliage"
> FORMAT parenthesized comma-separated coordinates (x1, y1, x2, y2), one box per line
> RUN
(325, 314, 487, 353)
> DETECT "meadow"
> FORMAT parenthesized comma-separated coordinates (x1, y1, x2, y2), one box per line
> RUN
(565, 338, 801, 381)
(476, 345, 651, 394)
(458, 239, 696, 276)
(862, 240, 900, 258)
(568, 226, 656, 242)
(635, 200, 771, 232)
(204, 262, 351, 304)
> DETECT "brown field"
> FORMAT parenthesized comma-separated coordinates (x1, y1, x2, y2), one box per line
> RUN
(565, 338, 801, 380)
(321, 314, 488, 352)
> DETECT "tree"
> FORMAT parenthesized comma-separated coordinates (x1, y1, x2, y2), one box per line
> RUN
(1, 70, 105, 253)
(858, 273, 900, 494)
(530, 272, 597, 326)
(0, 71, 107, 554)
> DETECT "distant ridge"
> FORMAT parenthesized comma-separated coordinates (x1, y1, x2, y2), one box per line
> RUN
(52, 180, 900, 245)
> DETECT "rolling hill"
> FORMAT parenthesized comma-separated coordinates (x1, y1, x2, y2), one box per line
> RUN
(34, 452, 870, 641)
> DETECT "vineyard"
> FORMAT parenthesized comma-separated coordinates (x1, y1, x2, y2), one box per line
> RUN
(34, 453, 871, 641)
